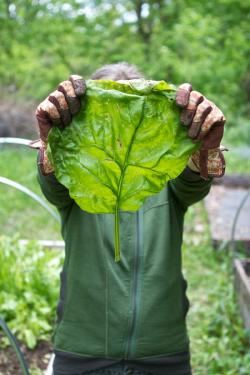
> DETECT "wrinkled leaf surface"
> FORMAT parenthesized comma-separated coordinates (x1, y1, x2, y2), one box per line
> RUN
(48, 79, 199, 260)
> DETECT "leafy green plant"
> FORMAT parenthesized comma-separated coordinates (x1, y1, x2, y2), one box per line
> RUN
(0, 235, 63, 349)
(48, 79, 198, 261)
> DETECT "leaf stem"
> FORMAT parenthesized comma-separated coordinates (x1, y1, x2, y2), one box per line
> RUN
(114, 99, 146, 262)
(115, 203, 120, 262)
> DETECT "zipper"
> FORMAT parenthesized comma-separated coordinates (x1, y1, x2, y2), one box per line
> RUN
(125, 208, 144, 358)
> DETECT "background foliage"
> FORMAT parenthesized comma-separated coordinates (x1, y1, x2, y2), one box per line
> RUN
(0, 0, 250, 143)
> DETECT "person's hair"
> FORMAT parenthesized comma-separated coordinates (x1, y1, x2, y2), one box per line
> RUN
(91, 62, 144, 81)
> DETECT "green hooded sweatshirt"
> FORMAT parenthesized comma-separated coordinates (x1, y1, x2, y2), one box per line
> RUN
(37, 165, 212, 360)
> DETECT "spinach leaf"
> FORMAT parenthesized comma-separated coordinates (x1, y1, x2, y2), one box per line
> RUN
(48, 79, 199, 261)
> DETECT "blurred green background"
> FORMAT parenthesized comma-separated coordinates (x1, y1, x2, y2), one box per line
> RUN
(0, 0, 250, 145)
(1, 1, 250, 374)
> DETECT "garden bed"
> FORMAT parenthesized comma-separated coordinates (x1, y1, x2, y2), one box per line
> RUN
(205, 185, 250, 253)
(0, 336, 52, 375)
(234, 259, 250, 331)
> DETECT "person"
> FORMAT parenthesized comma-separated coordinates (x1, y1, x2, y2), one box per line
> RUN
(34, 62, 226, 375)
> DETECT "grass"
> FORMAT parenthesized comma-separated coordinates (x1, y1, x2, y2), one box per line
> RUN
(224, 146, 250, 175)
(183, 204, 250, 374)
(0, 146, 250, 374)
(224, 118, 250, 148)
(0, 146, 61, 240)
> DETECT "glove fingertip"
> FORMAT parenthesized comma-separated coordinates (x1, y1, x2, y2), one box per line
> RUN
(69, 74, 86, 96)
(57, 83, 81, 116)
(176, 83, 192, 108)
(48, 95, 71, 128)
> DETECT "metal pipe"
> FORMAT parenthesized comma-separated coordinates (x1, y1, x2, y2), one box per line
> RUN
(0, 176, 60, 222)
(0, 137, 32, 146)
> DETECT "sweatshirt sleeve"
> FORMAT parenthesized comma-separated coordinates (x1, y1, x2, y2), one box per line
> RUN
(37, 164, 73, 210)
(169, 166, 213, 210)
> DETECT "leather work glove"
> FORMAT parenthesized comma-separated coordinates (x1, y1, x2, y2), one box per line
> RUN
(30, 75, 86, 175)
(176, 83, 226, 179)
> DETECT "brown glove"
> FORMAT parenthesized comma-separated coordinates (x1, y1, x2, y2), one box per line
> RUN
(176, 83, 226, 179)
(30, 75, 86, 175)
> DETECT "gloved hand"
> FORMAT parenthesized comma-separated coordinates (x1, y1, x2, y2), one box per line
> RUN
(31, 75, 86, 175)
(176, 83, 226, 179)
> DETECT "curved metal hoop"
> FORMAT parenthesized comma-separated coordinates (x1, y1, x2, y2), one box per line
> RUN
(0, 137, 32, 146)
(0, 176, 60, 222)
(0, 137, 60, 222)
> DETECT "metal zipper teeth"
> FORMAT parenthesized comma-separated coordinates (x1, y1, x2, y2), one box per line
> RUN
(125, 209, 143, 358)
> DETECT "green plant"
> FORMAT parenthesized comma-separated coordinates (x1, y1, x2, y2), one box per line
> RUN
(0, 236, 63, 349)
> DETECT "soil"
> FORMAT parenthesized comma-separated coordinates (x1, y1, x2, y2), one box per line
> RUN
(0, 334, 53, 375)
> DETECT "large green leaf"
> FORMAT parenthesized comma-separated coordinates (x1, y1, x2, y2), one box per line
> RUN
(48, 79, 199, 261)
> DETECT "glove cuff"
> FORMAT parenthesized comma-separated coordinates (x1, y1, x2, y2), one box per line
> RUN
(38, 142, 54, 176)
(190, 146, 227, 179)
(187, 157, 200, 173)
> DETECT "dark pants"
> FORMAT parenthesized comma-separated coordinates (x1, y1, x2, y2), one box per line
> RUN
(84, 363, 154, 374)
(53, 364, 153, 375)
(53, 361, 192, 375)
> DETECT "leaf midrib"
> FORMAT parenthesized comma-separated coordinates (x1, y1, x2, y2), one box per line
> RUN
(115, 99, 146, 211)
